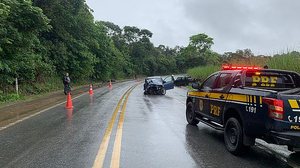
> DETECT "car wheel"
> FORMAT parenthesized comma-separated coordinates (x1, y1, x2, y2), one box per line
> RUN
(161, 88, 166, 95)
(224, 117, 249, 155)
(186, 102, 199, 126)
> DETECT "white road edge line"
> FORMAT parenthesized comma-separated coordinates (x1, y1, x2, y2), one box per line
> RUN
(0, 93, 87, 132)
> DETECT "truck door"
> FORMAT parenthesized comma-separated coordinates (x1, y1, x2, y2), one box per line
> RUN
(196, 73, 219, 118)
(209, 72, 235, 122)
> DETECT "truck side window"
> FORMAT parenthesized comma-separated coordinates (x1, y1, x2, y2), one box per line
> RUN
(214, 73, 234, 91)
(202, 73, 218, 91)
(233, 72, 242, 87)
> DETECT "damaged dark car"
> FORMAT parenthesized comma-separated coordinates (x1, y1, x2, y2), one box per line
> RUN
(143, 76, 174, 95)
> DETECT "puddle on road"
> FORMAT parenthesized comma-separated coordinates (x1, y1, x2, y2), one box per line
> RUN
(143, 97, 153, 112)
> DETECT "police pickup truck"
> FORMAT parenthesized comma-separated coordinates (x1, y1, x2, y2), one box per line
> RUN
(186, 65, 300, 155)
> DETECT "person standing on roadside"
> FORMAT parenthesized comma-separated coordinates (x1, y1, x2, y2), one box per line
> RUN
(63, 73, 71, 95)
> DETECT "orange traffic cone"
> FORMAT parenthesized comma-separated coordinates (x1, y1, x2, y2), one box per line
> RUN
(65, 93, 73, 109)
(108, 80, 112, 90)
(89, 84, 93, 95)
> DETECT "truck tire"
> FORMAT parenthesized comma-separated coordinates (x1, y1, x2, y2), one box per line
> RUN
(186, 102, 199, 126)
(224, 117, 249, 155)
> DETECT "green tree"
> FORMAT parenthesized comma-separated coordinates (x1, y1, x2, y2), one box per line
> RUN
(176, 33, 219, 70)
(189, 33, 214, 52)
(0, 0, 50, 93)
(33, 0, 97, 80)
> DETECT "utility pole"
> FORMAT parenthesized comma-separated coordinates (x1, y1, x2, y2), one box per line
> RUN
(15, 78, 18, 95)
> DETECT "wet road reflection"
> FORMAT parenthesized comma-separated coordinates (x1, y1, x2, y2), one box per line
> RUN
(0, 82, 297, 168)
(89, 95, 94, 105)
(0, 81, 135, 168)
(123, 84, 293, 168)
(66, 109, 73, 122)
(185, 124, 290, 168)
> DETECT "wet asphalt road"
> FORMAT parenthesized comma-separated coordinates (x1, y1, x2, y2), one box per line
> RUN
(0, 81, 295, 168)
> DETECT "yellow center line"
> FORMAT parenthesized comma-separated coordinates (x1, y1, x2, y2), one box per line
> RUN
(110, 85, 137, 168)
(92, 87, 132, 168)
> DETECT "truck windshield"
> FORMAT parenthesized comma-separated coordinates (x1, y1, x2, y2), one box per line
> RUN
(244, 70, 300, 90)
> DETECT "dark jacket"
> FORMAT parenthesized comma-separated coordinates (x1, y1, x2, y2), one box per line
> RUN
(63, 76, 70, 85)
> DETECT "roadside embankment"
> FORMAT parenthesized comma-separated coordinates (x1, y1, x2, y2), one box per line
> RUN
(0, 83, 106, 127)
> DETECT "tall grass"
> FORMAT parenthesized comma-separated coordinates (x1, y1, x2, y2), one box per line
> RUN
(186, 51, 300, 84)
(187, 65, 220, 81)
(228, 56, 270, 67)
(267, 52, 300, 73)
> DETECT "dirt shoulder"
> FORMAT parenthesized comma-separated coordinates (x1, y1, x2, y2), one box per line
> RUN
(0, 83, 105, 128)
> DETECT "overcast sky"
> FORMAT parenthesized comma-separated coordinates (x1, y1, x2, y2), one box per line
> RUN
(86, 0, 300, 55)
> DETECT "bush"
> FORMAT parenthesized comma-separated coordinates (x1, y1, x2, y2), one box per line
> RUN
(0, 93, 22, 102)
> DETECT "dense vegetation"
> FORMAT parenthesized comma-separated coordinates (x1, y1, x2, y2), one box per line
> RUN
(188, 50, 300, 81)
(267, 51, 300, 73)
(0, 0, 218, 98)
(1, 0, 299, 102)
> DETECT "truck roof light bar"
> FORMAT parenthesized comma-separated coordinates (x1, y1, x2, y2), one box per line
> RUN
(222, 65, 262, 70)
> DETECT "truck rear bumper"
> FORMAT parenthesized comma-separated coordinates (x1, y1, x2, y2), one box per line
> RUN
(270, 131, 300, 151)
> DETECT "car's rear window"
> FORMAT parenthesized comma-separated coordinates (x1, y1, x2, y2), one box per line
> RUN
(245, 70, 298, 90)
(149, 78, 162, 83)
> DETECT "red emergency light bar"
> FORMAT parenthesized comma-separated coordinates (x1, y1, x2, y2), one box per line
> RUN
(222, 65, 262, 70)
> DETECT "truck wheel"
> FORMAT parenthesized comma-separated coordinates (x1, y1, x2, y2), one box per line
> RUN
(224, 117, 248, 155)
(186, 102, 199, 126)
